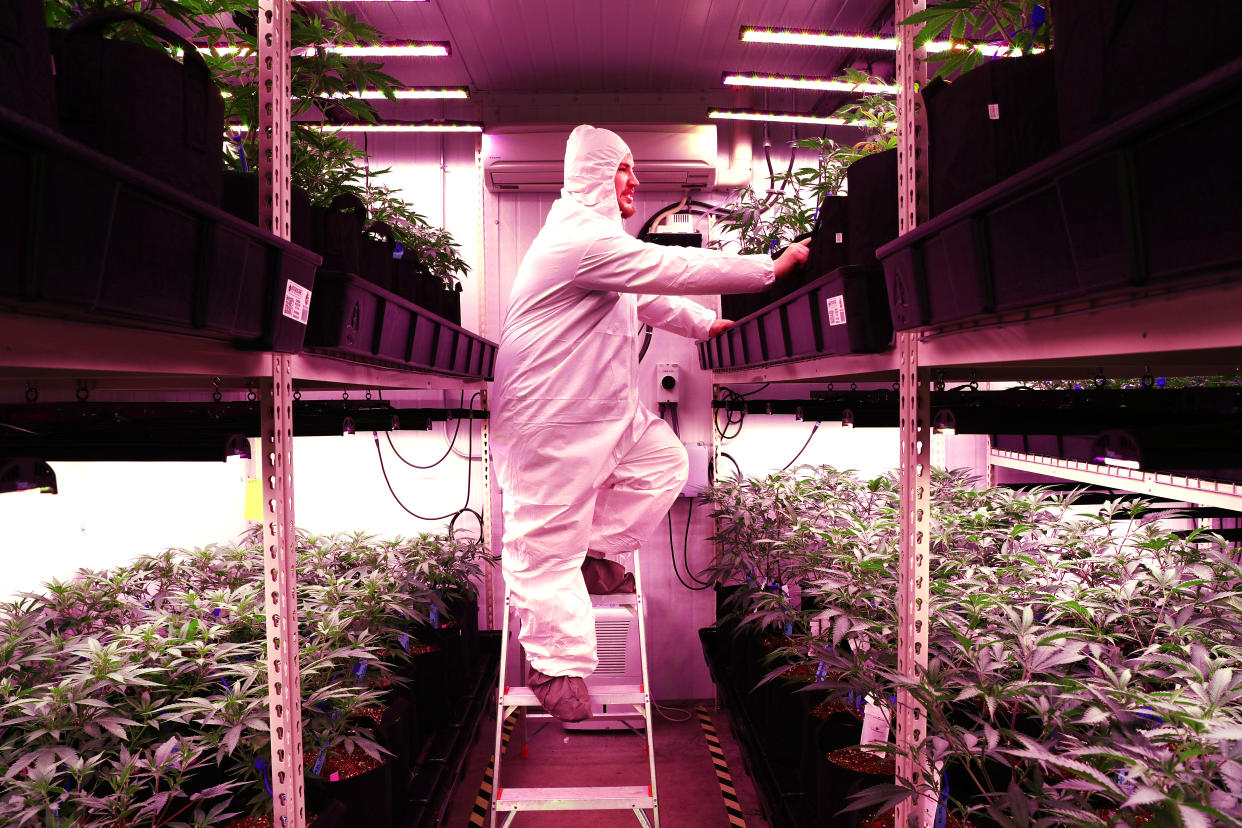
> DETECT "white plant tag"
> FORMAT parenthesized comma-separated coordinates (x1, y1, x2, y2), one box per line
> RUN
(282, 280, 312, 324)
(860, 694, 890, 754)
(988, 103, 1000, 120)
(835, 232, 844, 244)
(826, 294, 847, 326)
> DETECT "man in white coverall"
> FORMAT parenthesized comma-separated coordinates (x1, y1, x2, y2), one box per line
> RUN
(491, 124, 809, 721)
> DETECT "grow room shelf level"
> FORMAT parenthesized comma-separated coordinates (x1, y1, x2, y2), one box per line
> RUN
(989, 449, 1242, 512)
(0, 313, 487, 391)
(711, 275, 1242, 383)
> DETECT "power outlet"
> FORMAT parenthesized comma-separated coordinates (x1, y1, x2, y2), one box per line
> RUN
(656, 363, 679, 403)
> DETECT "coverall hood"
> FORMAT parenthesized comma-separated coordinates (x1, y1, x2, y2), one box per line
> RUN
(562, 124, 631, 224)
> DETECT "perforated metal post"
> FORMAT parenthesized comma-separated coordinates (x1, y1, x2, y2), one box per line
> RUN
(259, 2, 303, 826)
(259, 0, 292, 243)
(261, 357, 305, 828)
(481, 391, 496, 629)
(895, 1, 932, 826)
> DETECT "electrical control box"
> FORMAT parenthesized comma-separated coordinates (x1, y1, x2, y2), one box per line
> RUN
(656, 362, 679, 403)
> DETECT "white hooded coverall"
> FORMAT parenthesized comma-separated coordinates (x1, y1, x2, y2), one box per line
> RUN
(491, 125, 774, 678)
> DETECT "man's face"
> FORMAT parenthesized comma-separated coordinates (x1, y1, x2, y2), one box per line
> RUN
(615, 154, 638, 219)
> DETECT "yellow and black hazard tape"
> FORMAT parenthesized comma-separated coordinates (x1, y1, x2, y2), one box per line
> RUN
(469, 712, 518, 827)
(696, 704, 746, 827)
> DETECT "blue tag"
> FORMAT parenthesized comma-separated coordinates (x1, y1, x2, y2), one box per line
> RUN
(783, 621, 793, 635)
(313, 750, 326, 775)
(815, 663, 827, 681)
(430, 607, 440, 627)
(398, 633, 410, 651)
(354, 661, 368, 680)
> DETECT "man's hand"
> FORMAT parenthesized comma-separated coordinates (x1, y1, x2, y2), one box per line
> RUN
(708, 319, 734, 338)
(773, 238, 811, 280)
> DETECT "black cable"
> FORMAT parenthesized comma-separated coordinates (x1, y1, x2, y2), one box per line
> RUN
(667, 504, 712, 591)
(713, 387, 746, 440)
(374, 391, 481, 522)
(381, 390, 466, 469)
(637, 323, 654, 363)
(682, 496, 710, 587)
(781, 422, 820, 471)
(719, 452, 742, 479)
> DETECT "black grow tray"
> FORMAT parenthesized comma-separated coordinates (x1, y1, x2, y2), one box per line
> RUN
(1, 103, 320, 352)
(878, 54, 1242, 331)
(699, 264, 892, 371)
(305, 271, 496, 379)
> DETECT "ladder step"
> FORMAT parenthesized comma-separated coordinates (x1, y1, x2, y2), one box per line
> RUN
(494, 785, 655, 812)
(502, 683, 646, 707)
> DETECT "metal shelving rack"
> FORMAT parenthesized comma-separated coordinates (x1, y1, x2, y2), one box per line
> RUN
(0, 4, 490, 826)
(707, 2, 1242, 824)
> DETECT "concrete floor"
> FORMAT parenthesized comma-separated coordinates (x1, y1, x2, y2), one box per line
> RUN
(444, 699, 771, 828)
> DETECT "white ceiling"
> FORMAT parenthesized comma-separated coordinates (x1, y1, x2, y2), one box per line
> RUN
(335, 0, 896, 127)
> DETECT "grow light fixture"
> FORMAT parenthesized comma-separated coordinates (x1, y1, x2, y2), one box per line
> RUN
(325, 87, 470, 100)
(708, 109, 851, 126)
(224, 434, 251, 460)
(739, 27, 896, 49)
(723, 72, 899, 95)
(738, 26, 1040, 57)
(303, 42, 451, 57)
(0, 458, 57, 495)
(1097, 456, 1141, 470)
(304, 121, 483, 133)
(932, 410, 956, 435)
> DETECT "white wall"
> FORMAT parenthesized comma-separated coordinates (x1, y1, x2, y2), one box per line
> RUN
(0, 426, 485, 600)
(0, 460, 251, 598)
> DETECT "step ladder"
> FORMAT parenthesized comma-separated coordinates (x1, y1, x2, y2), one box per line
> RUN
(490, 550, 659, 828)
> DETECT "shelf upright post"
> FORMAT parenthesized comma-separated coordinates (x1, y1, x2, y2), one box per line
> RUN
(895, 1, 932, 826)
(258, 1, 305, 826)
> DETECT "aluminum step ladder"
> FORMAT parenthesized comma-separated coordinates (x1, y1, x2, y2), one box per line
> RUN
(490, 551, 659, 828)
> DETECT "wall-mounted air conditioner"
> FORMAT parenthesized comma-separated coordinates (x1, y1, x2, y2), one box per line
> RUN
(482, 124, 717, 192)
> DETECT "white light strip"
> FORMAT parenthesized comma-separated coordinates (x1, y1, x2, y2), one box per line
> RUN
(723, 72, 898, 94)
(325, 88, 469, 99)
(739, 26, 1041, 56)
(305, 42, 450, 57)
(227, 122, 483, 134)
(222, 88, 468, 100)
(709, 109, 851, 126)
(198, 42, 451, 58)
(740, 27, 896, 49)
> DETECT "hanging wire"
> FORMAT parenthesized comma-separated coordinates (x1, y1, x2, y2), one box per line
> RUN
(781, 422, 821, 471)
(667, 499, 712, 591)
(380, 390, 466, 469)
(373, 391, 482, 522)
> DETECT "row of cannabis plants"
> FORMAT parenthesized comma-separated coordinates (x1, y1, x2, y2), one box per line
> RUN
(703, 466, 1242, 828)
(0, 529, 492, 827)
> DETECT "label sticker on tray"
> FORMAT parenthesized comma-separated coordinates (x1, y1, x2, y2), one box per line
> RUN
(825, 294, 847, 326)
(988, 103, 1000, 120)
(282, 280, 312, 324)
(835, 233, 844, 244)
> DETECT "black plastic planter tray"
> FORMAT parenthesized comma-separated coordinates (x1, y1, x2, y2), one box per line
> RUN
(0, 103, 320, 352)
(878, 54, 1242, 332)
(305, 271, 497, 379)
(699, 265, 892, 371)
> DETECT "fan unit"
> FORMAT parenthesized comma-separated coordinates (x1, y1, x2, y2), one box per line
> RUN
(483, 124, 717, 192)
(563, 602, 645, 731)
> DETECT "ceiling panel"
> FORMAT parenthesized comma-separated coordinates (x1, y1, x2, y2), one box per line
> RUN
(332, 0, 895, 125)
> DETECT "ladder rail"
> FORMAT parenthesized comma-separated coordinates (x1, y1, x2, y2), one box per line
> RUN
(631, 549, 660, 828)
(491, 589, 513, 828)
